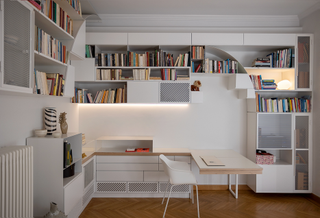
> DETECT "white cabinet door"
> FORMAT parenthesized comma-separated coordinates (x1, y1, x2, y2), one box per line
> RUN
(86, 33, 127, 45)
(244, 34, 296, 46)
(72, 58, 95, 81)
(64, 173, 84, 215)
(127, 81, 159, 103)
(97, 171, 143, 182)
(128, 33, 191, 45)
(192, 33, 243, 45)
(256, 165, 294, 192)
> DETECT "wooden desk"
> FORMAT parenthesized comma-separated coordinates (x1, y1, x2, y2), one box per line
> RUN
(191, 149, 262, 198)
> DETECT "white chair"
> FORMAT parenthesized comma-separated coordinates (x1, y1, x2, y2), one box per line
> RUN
(159, 154, 200, 218)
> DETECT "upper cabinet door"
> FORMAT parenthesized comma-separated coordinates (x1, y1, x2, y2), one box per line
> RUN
(296, 35, 312, 90)
(192, 33, 243, 45)
(0, 0, 33, 93)
(244, 34, 296, 46)
(128, 33, 191, 45)
(86, 33, 127, 45)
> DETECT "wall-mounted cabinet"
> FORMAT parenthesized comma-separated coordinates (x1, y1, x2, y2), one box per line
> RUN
(0, 0, 83, 98)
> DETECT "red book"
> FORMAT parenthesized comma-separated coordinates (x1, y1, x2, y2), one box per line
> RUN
(27, 0, 41, 10)
(195, 63, 201, 73)
(136, 148, 149, 152)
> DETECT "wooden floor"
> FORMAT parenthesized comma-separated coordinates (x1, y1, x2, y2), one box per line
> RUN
(79, 190, 320, 218)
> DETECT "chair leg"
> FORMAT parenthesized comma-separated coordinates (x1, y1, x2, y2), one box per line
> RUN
(195, 184, 200, 218)
(162, 180, 170, 204)
(163, 185, 175, 218)
(191, 185, 194, 204)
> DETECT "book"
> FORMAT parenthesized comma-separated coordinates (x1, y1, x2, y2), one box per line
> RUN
(136, 148, 149, 152)
(28, 0, 41, 10)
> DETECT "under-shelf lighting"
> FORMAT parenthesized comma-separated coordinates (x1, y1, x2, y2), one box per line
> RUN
(277, 80, 292, 90)
(78, 103, 189, 107)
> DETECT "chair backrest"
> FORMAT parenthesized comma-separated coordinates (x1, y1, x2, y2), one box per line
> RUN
(159, 154, 171, 177)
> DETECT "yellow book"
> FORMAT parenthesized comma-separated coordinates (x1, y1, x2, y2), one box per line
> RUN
(101, 90, 107, 103)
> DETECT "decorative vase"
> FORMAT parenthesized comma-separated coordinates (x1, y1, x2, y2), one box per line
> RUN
(59, 112, 68, 134)
(44, 107, 57, 135)
(43, 202, 67, 218)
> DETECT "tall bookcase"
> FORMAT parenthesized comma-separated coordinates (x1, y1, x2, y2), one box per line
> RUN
(245, 34, 313, 193)
(0, 0, 84, 97)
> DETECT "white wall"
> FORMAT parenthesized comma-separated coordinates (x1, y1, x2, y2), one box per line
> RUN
(0, 92, 79, 147)
(79, 75, 248, 184)
(300, 9, 320, 197)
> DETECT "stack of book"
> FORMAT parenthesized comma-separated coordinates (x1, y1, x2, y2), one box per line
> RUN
(191, 46, 205, 59)
(255, 94, 311, 112)
(249, 75, 262, 90)
(85, 45, 95, 58)
(96, 69, 123, 80)
(266, 48, 293, 68)
(35, 26, 68, 64)
(34, 70, 64, 96)
(40, 0, 74, 36)
(252, 57, 270, 67)
(261, 79, 277, 90)
(195, 58, 239, 73)
(73, 86, 127, 104)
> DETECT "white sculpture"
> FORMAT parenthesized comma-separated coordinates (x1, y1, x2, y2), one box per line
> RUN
(43, 202, 67, 218)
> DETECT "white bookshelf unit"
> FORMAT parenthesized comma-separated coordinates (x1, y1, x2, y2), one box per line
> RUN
(246, 34, 313, 193)
(0, 0, 84, 97)
(27, 132, 83, 217)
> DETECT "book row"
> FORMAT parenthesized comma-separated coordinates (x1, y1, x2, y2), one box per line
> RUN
(35, 26, 68, 64)
(93, 50, 190, 67)
(249, 75, 277, 90)
(191, 46, 205, 59)
(95, 68, 189, 81)
(33, 70, 64, 96)
(73, 86, 127, 104)
(255, 94, 311, 113)
(39, 0, 74, 36)
(193, 58, 239, 74)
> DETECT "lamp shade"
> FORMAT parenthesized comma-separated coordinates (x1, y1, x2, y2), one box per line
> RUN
(277, 80, 292, 90)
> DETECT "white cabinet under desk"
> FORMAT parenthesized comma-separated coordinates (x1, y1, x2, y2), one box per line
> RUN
(91, 136, 192, 197)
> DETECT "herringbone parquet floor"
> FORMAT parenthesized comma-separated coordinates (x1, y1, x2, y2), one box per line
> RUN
(79, 190, 320, 218)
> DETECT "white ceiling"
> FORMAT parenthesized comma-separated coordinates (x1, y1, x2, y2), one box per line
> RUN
(80, 0, 320, 31)
(81, 0, 320, 17)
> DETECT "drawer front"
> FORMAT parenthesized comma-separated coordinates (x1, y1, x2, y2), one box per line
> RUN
(64, 173, 84, 215)
(97, 163, 158, 171)
(144, 171, 168, 182)
(97, 156, 158, 163)
(243, 33, 296, 46)
(97, 171, 143, 182)
(175, 156, 191, 163)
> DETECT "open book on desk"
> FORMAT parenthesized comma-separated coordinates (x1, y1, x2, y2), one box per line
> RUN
(200, 156, 225, 166)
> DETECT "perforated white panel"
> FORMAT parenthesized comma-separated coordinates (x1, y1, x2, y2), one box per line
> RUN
(84, 159, 94, 189)
(96, 182, 127, 192)
(159, 183, 190, 193)
(128, 182, 158, 193)
(83, 184, 94, 205)
(4, 0, 30, 88)
(160, 82, 190, 103)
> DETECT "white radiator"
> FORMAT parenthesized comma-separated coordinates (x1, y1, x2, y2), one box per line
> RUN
(0, 146, 33, 218)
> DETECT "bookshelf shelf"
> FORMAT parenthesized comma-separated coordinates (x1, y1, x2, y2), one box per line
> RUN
(34, 51, 68, 67)
(34, 9, 74, 40)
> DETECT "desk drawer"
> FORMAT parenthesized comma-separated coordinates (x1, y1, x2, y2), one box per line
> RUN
(175, 156, 191, 163)
(97, 171, 143, 182)
(97, 163, 158, 171)
(97, 156, 158, 163)
(144, 171, 168, 182)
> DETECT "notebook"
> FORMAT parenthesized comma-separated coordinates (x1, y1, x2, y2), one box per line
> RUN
(200, 156, 225, 166)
